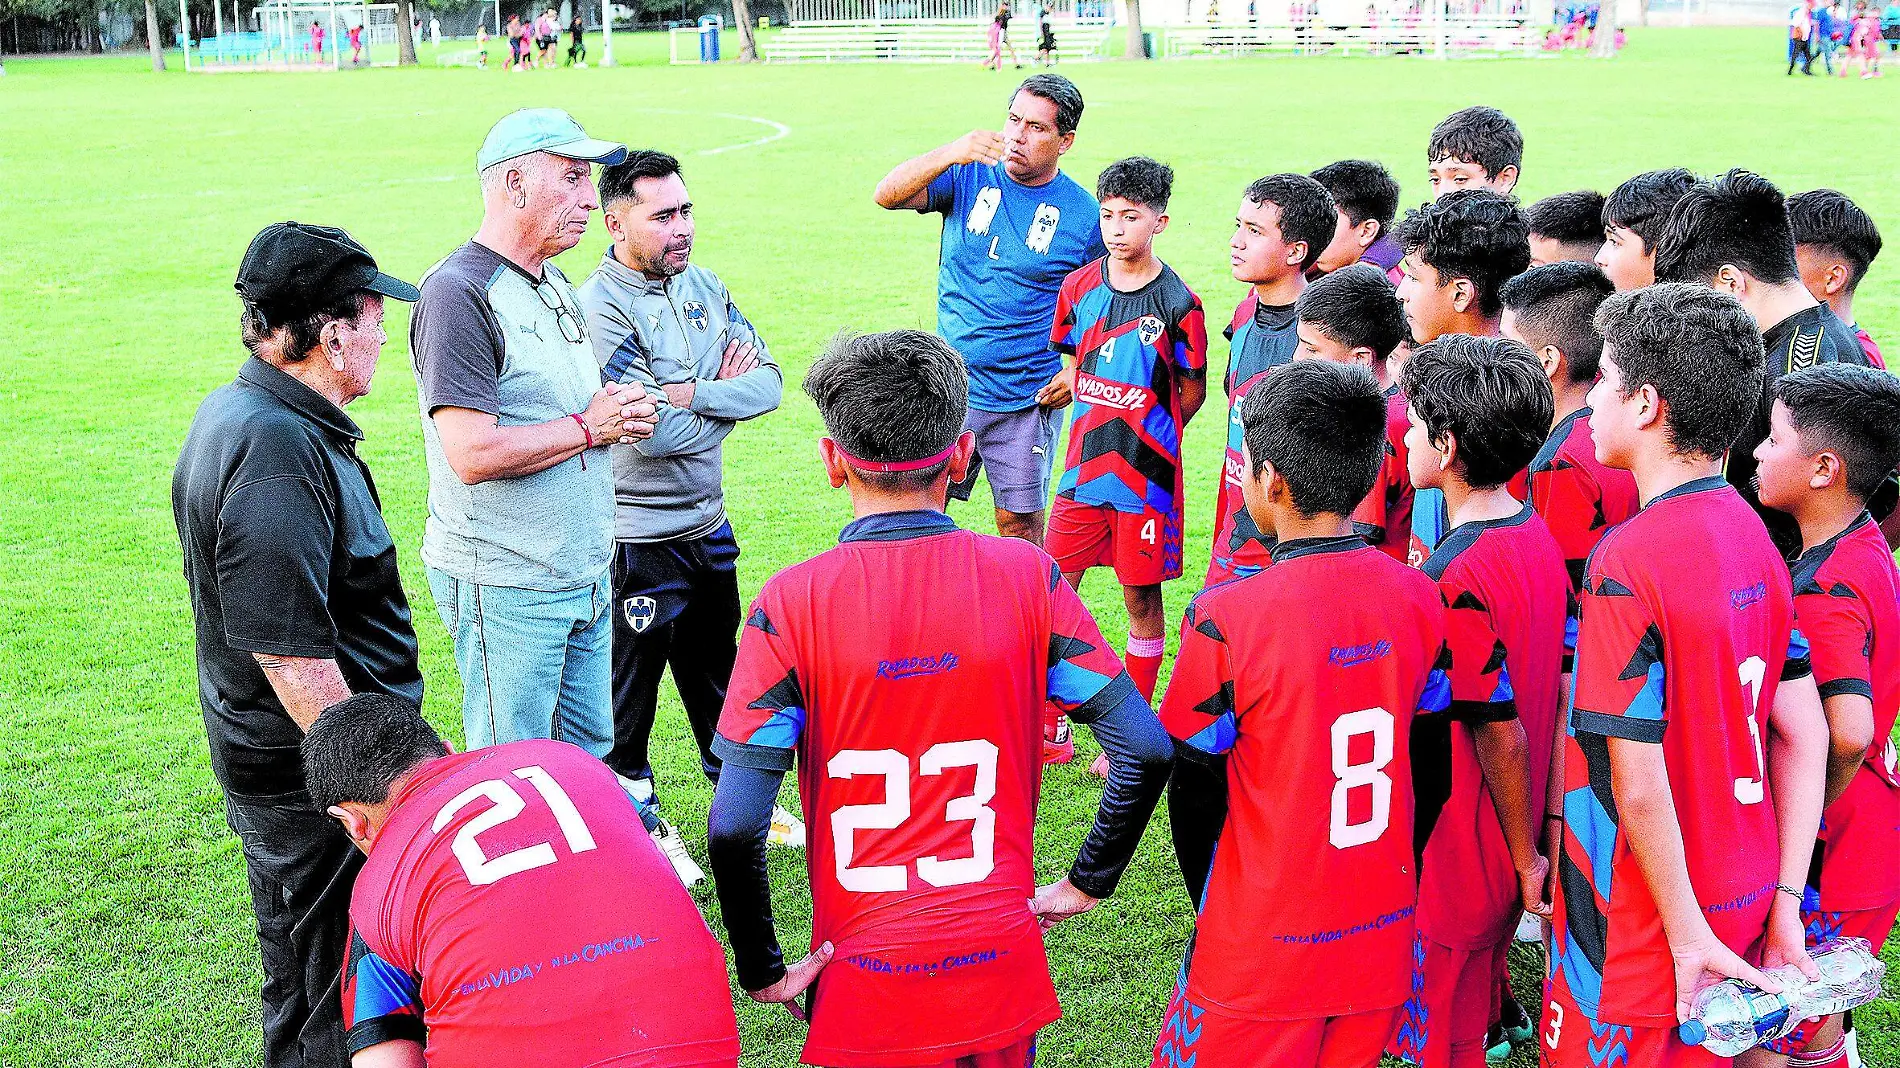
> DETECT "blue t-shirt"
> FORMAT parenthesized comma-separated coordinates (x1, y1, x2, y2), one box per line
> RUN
(926, 161, 1107, 413)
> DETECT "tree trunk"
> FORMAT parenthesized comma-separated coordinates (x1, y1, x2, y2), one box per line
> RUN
(394, 0, 418, 63)
(731, 0, 758, 59)
(145, 0, 167, 69)
(1122, 0, 1146, 57)
(1590, 0, 1617, 53)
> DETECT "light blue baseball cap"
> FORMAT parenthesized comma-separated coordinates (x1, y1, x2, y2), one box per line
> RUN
(477, 108, 628, 172)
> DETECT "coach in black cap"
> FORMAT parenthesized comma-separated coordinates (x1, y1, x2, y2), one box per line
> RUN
(172, 222, 423, 1068)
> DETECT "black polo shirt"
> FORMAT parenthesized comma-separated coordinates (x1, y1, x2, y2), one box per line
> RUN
(172, 357, 423, 796)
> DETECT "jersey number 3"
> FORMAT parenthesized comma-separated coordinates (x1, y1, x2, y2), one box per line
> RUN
(827, 740, 999, 893)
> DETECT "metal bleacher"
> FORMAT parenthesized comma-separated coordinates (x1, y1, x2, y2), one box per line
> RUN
(1163, 6, 1537, 57)
(762, 17, 1108, 61)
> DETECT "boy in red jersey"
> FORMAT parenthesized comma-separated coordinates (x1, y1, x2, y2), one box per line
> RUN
(1046, 157, 1208, 735)
(1155, 360, 1452, 1068)
(1394, 191, 1532, 560)
(706, 330, 1174, 1068)
(1309, 160, 1406, 283)
(1500, 262, 1640, 592)
(1746, 365, 1900, 1068)
(1425, 107, 1522, 201)
(1542, 283, 1829, 1068)
(1387, 335, 1566, 1068)
(1205, 173, 1337, 587)
(305, 694, 741, 1068)
(1786, 190, 1883, 370)
(1292, 263, 1414, 562)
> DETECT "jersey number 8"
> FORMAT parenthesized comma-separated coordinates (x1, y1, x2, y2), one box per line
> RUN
(827, 740, 999, 893)
(1330, 707, 1395, 849)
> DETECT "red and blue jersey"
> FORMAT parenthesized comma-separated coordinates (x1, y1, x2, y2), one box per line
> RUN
(1414, 505, 1571, 951)
(342, 741, 739, 1068)
(1348, 386, 1416, 563)
(1207, 293, 1300, 584)
(1791, 512, 1900, 913)
(1527, 407, 1641, 592)
(1160, 535, 1450, 1022)
(1050, 259, 1208, 543)
(1552, 478, 1812, 1027)
(714, 509, 1134, 1067)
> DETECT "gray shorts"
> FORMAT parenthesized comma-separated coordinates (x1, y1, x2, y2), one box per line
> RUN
(948, 404, 1061, 514)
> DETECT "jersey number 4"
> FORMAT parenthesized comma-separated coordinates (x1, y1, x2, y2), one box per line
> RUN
(432, 766, 598, 886)
(827, 740, 999, 893)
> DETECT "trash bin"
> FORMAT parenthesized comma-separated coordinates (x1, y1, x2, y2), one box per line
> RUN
(698, 14, 722, 61)
(1141, 30, 1154, 55)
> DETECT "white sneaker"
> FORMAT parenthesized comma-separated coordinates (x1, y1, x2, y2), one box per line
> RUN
(615, 774, 657, 808)
(768, 805, 806, 848)
(651, 817, 706, 887)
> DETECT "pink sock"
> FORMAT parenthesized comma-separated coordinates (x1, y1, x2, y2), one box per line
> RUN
(1125, 635, 1165, 703)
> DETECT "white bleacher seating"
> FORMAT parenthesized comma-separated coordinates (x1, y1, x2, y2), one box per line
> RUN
(762, 19, 1109, 62)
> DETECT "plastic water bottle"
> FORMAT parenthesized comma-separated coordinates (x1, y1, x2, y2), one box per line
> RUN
(1678, 938, 1887, 1056)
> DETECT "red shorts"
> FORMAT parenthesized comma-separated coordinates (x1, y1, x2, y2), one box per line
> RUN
(1388, 935, 1507, 1068)
(1539, 962, 1718, 1068)
(1154, 979, 1399, 1068)
(1046, 496, 1181, 586)
(1760, 897, 1900, 1055)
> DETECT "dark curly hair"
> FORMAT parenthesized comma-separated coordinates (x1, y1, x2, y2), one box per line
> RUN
(1394, 190, 1532, 319)
(1427, 106, 1523, 180)
(1401, 334, 1553, 489)
(1097, 156, 1174, 213)
(1594, 283, 1766, 459)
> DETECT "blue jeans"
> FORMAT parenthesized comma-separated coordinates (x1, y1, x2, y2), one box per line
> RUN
(426, 568, 614, 757)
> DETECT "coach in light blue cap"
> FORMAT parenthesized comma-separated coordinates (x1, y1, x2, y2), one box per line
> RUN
(411, 108, 655, 761)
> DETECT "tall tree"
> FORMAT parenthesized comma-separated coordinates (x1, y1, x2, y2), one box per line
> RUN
(394, 0, 417, 62)
(1123, 0, 1147, 58)
(732, 0, 756, 59)
(1590, 0, 1616, 54)
(145, 0, 165, 68)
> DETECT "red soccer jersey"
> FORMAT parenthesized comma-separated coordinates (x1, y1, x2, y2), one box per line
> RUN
(1792, 513, 1900, 912)
(1350, 385, 1415, 563)
(1160, 535, 1450, 1020)
(342, 741, 739, 1068)
(1527, 407, 1641, 591)
(1050, 259, 1209, 554)
(1415, 505, 1570, 950)
(714, 510, 1131, 1067)
(1552, 478, 1811, 1026)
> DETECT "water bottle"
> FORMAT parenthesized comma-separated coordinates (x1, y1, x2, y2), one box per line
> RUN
(1678, 938, 1887, 1056)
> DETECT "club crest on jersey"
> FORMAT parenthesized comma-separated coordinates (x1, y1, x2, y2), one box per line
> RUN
(1025, 204, 1061, 254)
(1074, 373, 1150, 413)
(967, 187, 1002, 235)
(622, 595, 657, 633)
(683, 300, 709, 331)
(876, 652, 960, 680)
(1137, 316, 1165, 346)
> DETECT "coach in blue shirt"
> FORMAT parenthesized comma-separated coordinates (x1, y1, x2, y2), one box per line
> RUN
(875, 73, 1106, 544)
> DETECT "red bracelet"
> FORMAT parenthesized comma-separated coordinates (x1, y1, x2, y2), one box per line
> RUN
(570, 413, 595, 448)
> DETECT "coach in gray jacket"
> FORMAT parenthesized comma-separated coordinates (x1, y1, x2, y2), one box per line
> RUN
(579, 150, 795, 837)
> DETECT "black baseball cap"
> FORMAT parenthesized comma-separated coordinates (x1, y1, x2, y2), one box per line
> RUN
(235, 221, 420, 327)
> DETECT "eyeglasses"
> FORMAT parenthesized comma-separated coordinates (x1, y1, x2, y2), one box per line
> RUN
(536, 278, 588, 345)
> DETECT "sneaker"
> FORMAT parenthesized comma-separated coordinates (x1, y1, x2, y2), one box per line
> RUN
(1500, 996, 1535, 1046)
(1484, 1027, 1513, 1065)
(768, 805, 807, 848)
(616, 774, 658, 809)
(651, 817, 705, 887)
(1044, 715, 1076, 765)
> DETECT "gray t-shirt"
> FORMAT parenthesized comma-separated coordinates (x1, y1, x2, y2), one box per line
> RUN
(411, 241, 614, 591)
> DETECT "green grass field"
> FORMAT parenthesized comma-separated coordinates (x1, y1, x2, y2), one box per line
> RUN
(2, 26, 1897, 1067)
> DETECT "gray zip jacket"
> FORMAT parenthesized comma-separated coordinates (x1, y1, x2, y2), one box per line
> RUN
(577, 251, 782, 543)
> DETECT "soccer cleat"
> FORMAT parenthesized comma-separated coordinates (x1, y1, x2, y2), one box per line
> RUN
(616, 774, 658, 809)
(1044, 714, 1076, 765)
(651, 817, 705, 888)
(1500, 996, 1535, 1046)
(1484, 1029, 1513, 1065)
(768, 805, 807, 848)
